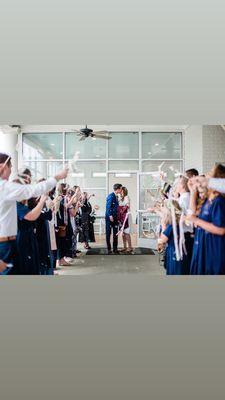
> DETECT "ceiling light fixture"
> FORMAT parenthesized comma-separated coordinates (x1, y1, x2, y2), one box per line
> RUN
(93, 172, 106, 177)
(115, 173, 131, 178)
(71, 173, 84, 178)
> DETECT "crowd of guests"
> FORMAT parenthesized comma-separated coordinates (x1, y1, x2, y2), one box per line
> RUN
(52, 183, 96, 269)
(1, 149, 225, 275)
(0, 152, 97, 275)
(155, 165, 225, 275)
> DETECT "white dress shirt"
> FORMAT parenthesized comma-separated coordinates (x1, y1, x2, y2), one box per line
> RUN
(178, 192, 193, 234)
(208, 178, 225, 194)
(0, 177, 57, 237)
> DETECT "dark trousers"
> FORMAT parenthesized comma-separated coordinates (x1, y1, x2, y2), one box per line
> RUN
(56, 236, 67, 260)
(106, 219, 118, 252)
(0, 240, 17, 275)
(184, 232, 194, 274)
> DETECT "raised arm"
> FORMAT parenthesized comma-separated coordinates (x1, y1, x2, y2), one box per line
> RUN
(4, 168, 69, 202)
(66, 192, 80, 209)
(188, 215, 225, 236)
(208, 178, 225, 194)
(69, 200, 81, 217)
(24, 195, 49, 222)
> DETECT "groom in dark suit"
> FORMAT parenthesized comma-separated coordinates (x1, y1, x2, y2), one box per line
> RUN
(105, 183, 122, 254)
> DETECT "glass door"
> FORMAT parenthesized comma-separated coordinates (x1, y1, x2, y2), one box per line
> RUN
(137, 172, 161, 249)
(108, 172, 137, 222)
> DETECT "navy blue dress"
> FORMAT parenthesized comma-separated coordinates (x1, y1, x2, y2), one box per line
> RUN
(163, 224, 189, 275)
(16, 202, 40, 275)
(190, 195, 225, 275)
(35, 209, 54, 275)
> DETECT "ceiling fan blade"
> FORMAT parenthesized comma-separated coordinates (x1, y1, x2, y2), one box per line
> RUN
(93, 131, 109, 135)
(79, 136, 87, 141)
(92, 134, 112, 140)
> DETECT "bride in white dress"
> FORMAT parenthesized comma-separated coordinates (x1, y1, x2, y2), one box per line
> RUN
(118, 187, 133, 254)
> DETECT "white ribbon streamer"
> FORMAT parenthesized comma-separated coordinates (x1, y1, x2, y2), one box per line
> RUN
(116, 211, 131, 236)
(171, 203, 181, 261)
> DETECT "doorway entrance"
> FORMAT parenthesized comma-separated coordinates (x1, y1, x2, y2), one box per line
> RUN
(108, 172, 138, 248)
(107, 172, 160, 250)
(137, 172, 160, 250)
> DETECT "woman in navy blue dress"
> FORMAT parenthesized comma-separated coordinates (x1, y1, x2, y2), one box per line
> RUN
(157, 201, 189, 275)
(160, 224, 189, 275)
(16, 194, 49, 275)
(28, 194, 54, 275)
(188, 164, 225, 275)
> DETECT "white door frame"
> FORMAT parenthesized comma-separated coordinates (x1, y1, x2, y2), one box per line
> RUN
(107, 171, 159, 249)
(107, 170, 138, 233)
(137, 172, 160, 249)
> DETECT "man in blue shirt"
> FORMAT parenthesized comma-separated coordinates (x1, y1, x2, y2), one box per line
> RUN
(105, 183, 122, 254)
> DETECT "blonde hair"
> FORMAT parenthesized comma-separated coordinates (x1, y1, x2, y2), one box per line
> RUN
(161, 200, 182, 226)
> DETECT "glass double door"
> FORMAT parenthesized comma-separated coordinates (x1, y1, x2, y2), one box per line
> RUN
(107, 172, 161, 250)
(137, 172, 161, 250)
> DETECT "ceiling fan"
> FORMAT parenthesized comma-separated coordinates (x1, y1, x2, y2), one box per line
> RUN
(72, 125, 112, 141)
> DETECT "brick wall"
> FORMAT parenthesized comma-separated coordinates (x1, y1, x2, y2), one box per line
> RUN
(202, 125, 225, 172)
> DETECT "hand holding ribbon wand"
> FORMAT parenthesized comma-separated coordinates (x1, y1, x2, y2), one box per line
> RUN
(116, 211, 131, 236)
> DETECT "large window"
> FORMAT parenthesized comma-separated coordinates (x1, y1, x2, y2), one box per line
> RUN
(108, 160, 139, 171)
(66, 161, 106, 188)
(142, 132, 182, 159)
(142, 160, 183, 178)
(23, 133, 63, 160)
(108, 132, 139, 159)
(139, 174, 162, 210)
(88, 189, 107, 217)
(23, 161, 63, 181)
(65, 132, 106, 159)
(21, 130, 183, 215)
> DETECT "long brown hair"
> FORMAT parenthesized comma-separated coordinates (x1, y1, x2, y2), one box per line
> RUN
(209, 163, 225, 200)
(212, 163, 225, 178)
(121, 186, 128, 198)
(0, 153, 11, 166)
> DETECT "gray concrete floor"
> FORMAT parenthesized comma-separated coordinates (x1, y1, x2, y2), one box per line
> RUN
(56, 235, 165, 276)
(56, 252, 165, 276)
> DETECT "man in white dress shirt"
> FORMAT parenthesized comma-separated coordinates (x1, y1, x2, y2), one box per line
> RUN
(0, 152, 68, 274)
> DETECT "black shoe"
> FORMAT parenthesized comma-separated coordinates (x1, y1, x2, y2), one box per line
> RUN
(76, 250, 81, 253)
(107, 250, 113, 255)
(113, 250, 120, 255)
